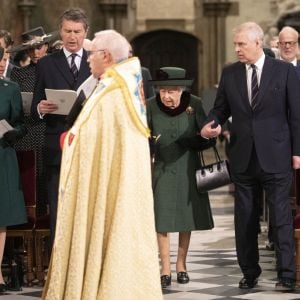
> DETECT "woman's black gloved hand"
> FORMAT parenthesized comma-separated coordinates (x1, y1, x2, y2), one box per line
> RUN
(3, 129, 19, 146)
(149, 135, 161, 157)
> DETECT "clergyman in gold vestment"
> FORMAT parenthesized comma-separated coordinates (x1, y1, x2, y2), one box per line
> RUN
(43, 30, 163, 300)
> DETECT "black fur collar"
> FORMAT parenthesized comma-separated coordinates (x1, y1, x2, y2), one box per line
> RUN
(156, 91, 191, 116)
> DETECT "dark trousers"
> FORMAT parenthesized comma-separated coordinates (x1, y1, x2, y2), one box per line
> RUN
(46, 165, 60, 254)
(232, 148, 295, 280)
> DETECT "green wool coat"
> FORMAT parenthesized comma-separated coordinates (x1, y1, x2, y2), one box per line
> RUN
(147, 94, 214, 232)
(0, 78, 27, 227)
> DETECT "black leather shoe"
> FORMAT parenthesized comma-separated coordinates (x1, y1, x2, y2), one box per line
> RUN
(0, 283, 7, 293)
(161, 274, 171, 288)
(275, 278, 296, 292)
(177, 272, 189, 284)
(238, 277, 258, 289)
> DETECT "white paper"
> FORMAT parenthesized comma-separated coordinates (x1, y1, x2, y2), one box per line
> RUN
(21, 92, 33, 115)
(0, 119, 13, 139)
(76, 75, 98, 99)
(45, 89, 78, 115)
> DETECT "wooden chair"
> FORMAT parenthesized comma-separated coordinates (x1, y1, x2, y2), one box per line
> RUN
(6, 150, 36, 286)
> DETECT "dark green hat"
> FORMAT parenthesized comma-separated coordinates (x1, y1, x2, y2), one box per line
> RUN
(149, 67, 194, 86)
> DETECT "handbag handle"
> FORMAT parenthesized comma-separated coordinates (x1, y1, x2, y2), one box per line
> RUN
(199, 146, 222, 168)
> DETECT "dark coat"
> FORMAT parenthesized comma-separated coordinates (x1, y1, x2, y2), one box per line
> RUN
(31, 49, 91, 165)
(209, 56, 300, 173)
(147, 93, 214, 232)
(0, 78, 27, 227)
(141, 67, 155, 99)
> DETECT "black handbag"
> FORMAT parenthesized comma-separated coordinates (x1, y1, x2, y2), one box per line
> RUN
(196, 146, 231, 192)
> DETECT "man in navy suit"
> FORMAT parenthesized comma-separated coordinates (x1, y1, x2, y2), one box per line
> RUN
(201, 22, 300, 291)
(31, 8, 91, 250)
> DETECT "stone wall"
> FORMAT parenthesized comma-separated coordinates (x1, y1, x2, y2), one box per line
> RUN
(0, 0, 298, 90)
(0, 0, 105, 44)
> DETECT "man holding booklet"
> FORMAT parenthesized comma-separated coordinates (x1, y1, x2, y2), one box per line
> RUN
(31, 8, 91, 251)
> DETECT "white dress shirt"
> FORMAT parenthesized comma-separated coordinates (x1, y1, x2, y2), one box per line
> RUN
(63, 48, 83, 70)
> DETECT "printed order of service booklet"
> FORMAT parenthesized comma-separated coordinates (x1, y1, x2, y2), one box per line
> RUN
(45, 89, 78, 115)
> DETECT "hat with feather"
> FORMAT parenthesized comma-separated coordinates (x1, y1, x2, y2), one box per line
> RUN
(8, 26, 58, 53)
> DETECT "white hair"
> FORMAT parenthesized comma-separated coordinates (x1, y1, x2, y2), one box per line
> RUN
(93, 29, 130, 62)
(233, 22, 264, 44)
(279, 26, 299, 40)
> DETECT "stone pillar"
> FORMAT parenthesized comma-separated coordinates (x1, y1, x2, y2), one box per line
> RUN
(98, 0, 128, 32)
(202, 0, 231, 87)
(18, 0, 36, 31)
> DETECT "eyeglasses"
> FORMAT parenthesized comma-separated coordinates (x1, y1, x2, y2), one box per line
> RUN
(278, 41, 298, 47)
(86, 49, 105, 57)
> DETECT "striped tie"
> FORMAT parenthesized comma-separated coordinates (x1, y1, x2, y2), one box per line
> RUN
(250, 64, 259, 109)
(70, 53, 78, 80)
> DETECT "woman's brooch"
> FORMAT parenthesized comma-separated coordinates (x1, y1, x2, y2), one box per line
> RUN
(186, 106, 194, 114)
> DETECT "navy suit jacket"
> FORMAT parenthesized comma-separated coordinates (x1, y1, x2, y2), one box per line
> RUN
(209, 56, 300, 173)
(31, 49, 91, 165)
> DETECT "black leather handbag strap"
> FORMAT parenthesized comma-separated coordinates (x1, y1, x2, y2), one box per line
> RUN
(199, 146, 222, 167)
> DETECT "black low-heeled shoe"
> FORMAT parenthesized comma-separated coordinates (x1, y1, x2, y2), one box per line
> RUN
(0, 283, 7, 293)
(238, 277, 258, 289)
(177, 271, 189, 284)
(161, 274, 171, 288)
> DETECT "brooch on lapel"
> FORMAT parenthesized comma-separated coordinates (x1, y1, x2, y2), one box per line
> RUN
(186, 106, 194, 114)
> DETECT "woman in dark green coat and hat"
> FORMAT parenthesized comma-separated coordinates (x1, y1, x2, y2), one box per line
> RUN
(147, 67, 215, 289)
(0, 47, 27, 293)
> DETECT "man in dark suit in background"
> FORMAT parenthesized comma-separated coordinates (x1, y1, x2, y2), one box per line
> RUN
(278, 26, 300, 79)
(201, 22, 300, 291)
(31, 8, 91, 250)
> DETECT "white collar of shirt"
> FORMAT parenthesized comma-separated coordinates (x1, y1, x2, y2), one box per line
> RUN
(280, 57, 297, 66)
(291, 58, 298, 67)
(245, 53, 265, 81)
(63, 48, 83, 69)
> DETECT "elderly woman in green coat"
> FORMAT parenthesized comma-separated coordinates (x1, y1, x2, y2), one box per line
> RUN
(0, 47, 27, 293)
(147, 67, 215, 289)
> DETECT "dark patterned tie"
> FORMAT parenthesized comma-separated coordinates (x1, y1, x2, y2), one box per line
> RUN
(70, 53, 78, 80)
(250, 64, 259, 109)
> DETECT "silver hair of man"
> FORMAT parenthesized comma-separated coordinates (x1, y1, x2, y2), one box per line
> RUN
(93, 29, 130, 62)
(279, 26, 299, 40)
(233, 22, 264, 44)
